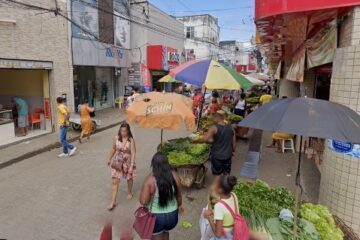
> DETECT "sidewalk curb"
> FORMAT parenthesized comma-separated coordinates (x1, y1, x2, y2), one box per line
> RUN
(0, 120, 124, 170)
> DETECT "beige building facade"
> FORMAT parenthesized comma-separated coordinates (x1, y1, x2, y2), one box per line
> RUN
(0, 0, 73, 135)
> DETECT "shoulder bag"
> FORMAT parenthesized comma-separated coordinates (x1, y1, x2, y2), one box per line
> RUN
(133, 182, 156, 239)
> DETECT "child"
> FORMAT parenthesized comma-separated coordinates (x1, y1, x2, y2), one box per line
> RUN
(204, 175, 239, 240)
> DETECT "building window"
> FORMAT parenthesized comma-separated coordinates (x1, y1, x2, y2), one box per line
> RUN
(186, 26, 194, 39)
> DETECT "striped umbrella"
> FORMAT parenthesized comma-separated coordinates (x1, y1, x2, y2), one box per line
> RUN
(221, 65, 254, 90)
(169, 59, 241, 90)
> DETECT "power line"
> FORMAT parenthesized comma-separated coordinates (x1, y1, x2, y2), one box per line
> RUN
(174, 0, 192, 11)
(3, 0, 185, 43)
(73, 0, 184, 39)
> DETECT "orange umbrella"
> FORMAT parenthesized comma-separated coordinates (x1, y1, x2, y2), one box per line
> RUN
(126, 92, 195, 133)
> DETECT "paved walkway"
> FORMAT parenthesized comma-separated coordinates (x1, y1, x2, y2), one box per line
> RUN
(0, 108, 125, 168)
(0, 122, 320, 239)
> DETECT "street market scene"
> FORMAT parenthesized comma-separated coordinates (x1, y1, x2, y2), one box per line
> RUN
(1, 0, 360, 240)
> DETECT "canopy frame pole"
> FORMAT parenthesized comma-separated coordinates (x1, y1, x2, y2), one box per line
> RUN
(293, 135, 303, 240)
(196, 87, 207, 130)
(160, 129, 164, 146)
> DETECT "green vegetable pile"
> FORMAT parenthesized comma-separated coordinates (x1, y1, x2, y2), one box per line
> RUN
(233, 180, 344, 240)
(233, 180, 295, 219)
(245, 96, 260, 104)
(267, 217, 320, 240)
(199, 116, 213, 130)
(161, 138, 210, 166)
(227, 113, 243, 123)
(300, 203, 343, 240)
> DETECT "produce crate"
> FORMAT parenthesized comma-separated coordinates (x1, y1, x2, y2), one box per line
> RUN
(176, 166, 199, 188)
(193, 165, 207, 189)
(334, 216, 360, 240)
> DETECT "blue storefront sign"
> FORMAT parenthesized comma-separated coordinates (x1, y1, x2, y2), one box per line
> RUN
(327, 139, 360, 158)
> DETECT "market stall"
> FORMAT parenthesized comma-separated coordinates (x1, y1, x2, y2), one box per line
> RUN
(232, 179, 344, 240)
(238, 97, 360, 239)
(160, 137, 210, 188)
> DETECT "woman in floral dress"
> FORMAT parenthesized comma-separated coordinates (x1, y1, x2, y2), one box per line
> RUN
(107, 123, 136, 211)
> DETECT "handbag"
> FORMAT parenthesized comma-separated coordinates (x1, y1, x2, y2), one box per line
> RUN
(110, 152, 123, 171)
(133, 184, 156, 239)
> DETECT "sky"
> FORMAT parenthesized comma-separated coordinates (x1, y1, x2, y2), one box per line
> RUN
(148, 0, 256, 43)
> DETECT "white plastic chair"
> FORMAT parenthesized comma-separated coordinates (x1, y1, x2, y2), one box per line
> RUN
(281, 138, 295, 153)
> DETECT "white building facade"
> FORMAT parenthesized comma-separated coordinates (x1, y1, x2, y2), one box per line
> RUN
(218, 40, 249, 67)
(176, 14, 220, 60)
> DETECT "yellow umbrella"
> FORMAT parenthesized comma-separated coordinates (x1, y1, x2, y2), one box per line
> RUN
(126, 92, 195, 142)
(158, 75, 178, 83)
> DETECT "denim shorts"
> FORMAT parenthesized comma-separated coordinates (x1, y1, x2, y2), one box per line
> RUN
(153, 209, 178, 235)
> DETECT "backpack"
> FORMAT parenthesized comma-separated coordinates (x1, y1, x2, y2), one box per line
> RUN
(219, 193, 250, 240)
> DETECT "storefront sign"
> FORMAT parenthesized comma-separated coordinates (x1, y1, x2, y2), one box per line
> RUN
(327, 140, 360, 158)
(147, 45, 181, 71)
(72, 38, 130, 67)
(128, 63, 151, 88)
(286, 47, 305, 82)
(306, 21, 337, 69)
(0, 59, 53, 69)
(168, 52, 180, 62)
(141, 64, 151, 87)
(146, 102, 173, 116)
(105, 48, 124, 59)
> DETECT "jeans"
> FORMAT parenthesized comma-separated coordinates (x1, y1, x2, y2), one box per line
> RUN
(59, 126, 74, 154)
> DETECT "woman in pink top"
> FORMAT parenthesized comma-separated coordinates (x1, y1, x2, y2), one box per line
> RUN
(107, 123, 136, 211)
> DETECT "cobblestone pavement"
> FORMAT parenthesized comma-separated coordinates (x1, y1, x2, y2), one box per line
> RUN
(0, 125, 317, 240)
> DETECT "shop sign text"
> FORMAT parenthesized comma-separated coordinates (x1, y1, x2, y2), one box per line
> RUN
(327, 139, 360, 158)
(105, 48, 124, 60)
(146, 102, 173, 116)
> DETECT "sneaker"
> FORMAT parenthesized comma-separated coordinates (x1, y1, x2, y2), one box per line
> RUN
(58, 153, 69, 158)
(69, 147, 77, 156)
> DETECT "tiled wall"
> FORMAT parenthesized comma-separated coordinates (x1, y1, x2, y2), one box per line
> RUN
(319, 7, 360, 235)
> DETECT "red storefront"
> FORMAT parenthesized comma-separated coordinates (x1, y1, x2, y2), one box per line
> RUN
(147, 45, 192, 91)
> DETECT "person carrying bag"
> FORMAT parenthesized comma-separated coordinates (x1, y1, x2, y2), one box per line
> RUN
(135, 152, 183, 240)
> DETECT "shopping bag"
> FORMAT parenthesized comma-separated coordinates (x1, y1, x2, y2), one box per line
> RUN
(200, 206, 214, 240)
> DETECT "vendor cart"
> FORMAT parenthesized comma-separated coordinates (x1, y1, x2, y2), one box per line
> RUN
(171, 162, 207, 188)
(158, 138, 209, 188)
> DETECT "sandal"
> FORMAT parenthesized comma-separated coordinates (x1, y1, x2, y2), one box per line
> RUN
(107, 203, 117, 211)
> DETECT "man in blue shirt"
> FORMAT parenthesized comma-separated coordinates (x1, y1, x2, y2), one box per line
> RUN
(12, 97, 28, 136)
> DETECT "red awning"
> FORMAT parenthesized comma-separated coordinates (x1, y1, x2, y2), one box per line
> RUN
(256, 0, 360, 20)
